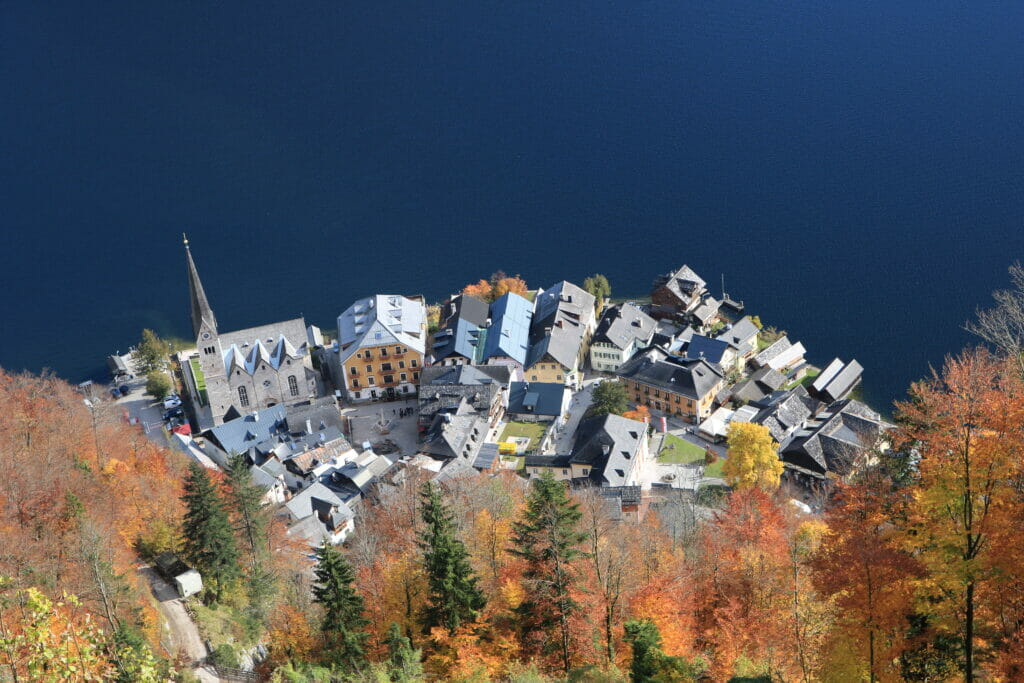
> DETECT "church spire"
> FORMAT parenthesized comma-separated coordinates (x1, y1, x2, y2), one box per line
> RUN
(184, 234, 217, 339)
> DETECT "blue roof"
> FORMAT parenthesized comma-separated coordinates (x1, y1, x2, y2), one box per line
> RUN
(432, 317, 485, 363)
(482, 293, 533, 365)
(507, 381, 566, 417)
(685, 334, 731, 365)
(209, 405, 289, 456)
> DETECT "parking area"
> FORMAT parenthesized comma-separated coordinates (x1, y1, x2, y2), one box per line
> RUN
(341, 398, 421, 458)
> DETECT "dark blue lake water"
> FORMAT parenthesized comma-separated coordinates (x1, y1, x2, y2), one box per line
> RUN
(3, 1, 1024, 412)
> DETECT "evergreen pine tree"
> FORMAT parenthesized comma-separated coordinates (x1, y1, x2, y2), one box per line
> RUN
(624, 619, 698, 682)
(180, 462, 240, 603)
(509, 472, 587, 673)
(224, 454, 276, 624)
(385, 622, 425, 681)
(418, 481, 486, 634)
(312, 541, 369, 671)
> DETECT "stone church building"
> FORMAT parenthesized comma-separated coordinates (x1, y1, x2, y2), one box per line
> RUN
(183, 239, 322, 425)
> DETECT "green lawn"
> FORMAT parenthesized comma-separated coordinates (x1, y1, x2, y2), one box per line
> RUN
(500, 455, 525, 470)
(658, 433, 707, 464)
(500, 421, 548, 452)
(704, 457, 726, 478)
(784, 367, 821, 390)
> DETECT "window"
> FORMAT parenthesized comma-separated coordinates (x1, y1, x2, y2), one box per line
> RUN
(204, 346, 216, 355)
(411, 359, 418, 368)
(365, 364, 373, 373)
(562, 469, 568, 474)
(395, 345, 402, 353)
(380, 348, 388, 357)
(238, 386, 249, 408)
(403, 385, 410, 393)
(352, 379, 359, 388)
(381, 363, 393, 371)
(371, 390, 377, 398)
(531, 375, 538, 381)
(400, 373, 407, 381)
(399, 361, 405, 369)
(384, 375, 394, 384)
(288, 375, 299, 397)
(354, 391, 361, 399)
(556, 375, 562, 381)
(675, 396, 681, 403)
(368, 377, 375, 385)
(413, 372, 419, 380)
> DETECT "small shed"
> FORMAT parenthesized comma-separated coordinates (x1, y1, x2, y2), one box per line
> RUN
(155, 552, 203, 599)
(173, 569, 203, 599)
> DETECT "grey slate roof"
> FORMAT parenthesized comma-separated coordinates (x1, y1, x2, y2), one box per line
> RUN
(570, 413, 647, 487)
(751, 386, 817, 442)
(593, 304, 657, 350)
(418, 365, 510, 423)
(439, 294, 490, 329)
(528, 281, 596, 370)
(753, 336, 792, 367)
(185, 243, 218, 338)
(473, 442, 500, 470)
(507, 381, 566, 418)
(208, 405, 289, 456)
(781, 399, 890, 477)
(690, 296, 721, 325)
(652, 265, 707, 307)
(431, 317, 486, 363)
(811, 358, 864, 403)
(717, 316, 760, 350)
(420, 407, 489, 462)
(731, 366, 786, 404)
(617, 346, 725, 401)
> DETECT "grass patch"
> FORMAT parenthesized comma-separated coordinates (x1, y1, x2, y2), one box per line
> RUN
(784, 367, 821, 390)
(499, 421, 548, 453)
(696, 484, 730, 507)
(704, 457, 726, 478)
(658, 434, 707, 464)
(500, 455, 525, 470)
(190, 601, 255, 650)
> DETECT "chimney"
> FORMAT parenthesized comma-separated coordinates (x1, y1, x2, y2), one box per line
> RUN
(253, 411, 260, 422)
(306, 418, 313, 434)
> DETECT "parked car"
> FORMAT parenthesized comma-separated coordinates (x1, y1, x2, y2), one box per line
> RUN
(163, 395, 182, 409)
(118, 385, 131, 396)
(109, 387, 121, 399)
(163, 407, 184, 421)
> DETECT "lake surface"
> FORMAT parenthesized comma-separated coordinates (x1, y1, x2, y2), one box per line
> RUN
(3, 1, 1024, 412)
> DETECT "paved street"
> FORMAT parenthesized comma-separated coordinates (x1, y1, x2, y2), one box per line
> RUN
(342, 398, 420, 457)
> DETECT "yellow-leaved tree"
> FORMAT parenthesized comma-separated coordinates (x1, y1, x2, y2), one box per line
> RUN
(722, 422, 783, 491)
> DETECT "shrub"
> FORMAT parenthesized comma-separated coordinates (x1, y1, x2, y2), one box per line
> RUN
(208, 643, 239, 669)
(705, 451, 718, 466)
(145, 371, 172, 400)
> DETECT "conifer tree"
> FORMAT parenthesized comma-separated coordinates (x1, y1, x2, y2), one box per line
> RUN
(224, 454, 276, 624)
(418, 482, 486, 634)
(312, 541, 369, 671)
(624, 619, 695, 682)
(180, 462, 240, 603)
(385, 622, 425, 681)
(509, 472, 587, 673)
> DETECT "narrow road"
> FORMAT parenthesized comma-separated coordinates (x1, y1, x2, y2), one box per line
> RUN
(139, 567, 221, 682)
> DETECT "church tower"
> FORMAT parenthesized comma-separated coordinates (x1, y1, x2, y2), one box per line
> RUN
(185, 236, 232, 423)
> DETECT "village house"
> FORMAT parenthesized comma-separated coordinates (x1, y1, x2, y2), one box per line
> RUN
(335, 294, 427, 402)
(523, 413, 649, 487)
(589, 303, 657, 373)
(616, 346, 726, 422)
(283, 482, 355, 547)
(752, 336, 807, 372)
(429, 294, 490, 366)
(779, 399, 890, 483)
(684, 334, 738, 372)
(505, 381, 570, 423)
(525, 281, 597, 388)
(715, 316, 761, 364)
(650, 264, 709, 318)
(810, 358, 864, 403)
(417, 364, 511, 432)
(480, 292, 533, 374)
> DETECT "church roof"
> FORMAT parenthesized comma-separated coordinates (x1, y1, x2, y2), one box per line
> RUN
(185, 239, 217, 338)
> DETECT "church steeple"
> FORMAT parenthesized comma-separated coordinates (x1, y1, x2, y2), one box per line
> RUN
(184, 234, 218, 339)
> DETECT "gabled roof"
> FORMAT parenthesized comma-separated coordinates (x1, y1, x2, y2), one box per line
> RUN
(337, 295, 426, 364)
(570, 413, 647, 487)
(208, 405, 289, 456)
(731, 366, 787, 404)
(432, 317, 486, 363)
(691, 296, 721, 324)
(440, 294, 490, 328)
(616, 347, 725, 401)
(781, 399, 890, 477)
(528, 281, 597, 370)
(420, 364, 511, 387)
(482, 293, 533, 365)
(507, 382, 567, 417)
(652, 265, 707, 306)
(811, 358, 864, 403)
(717, 316, 760, 350)
(685, 335, 732, 365)
(592, 304, 657, 350)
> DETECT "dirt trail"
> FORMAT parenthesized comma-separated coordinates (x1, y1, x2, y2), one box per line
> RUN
(139, 567, 221, 682)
